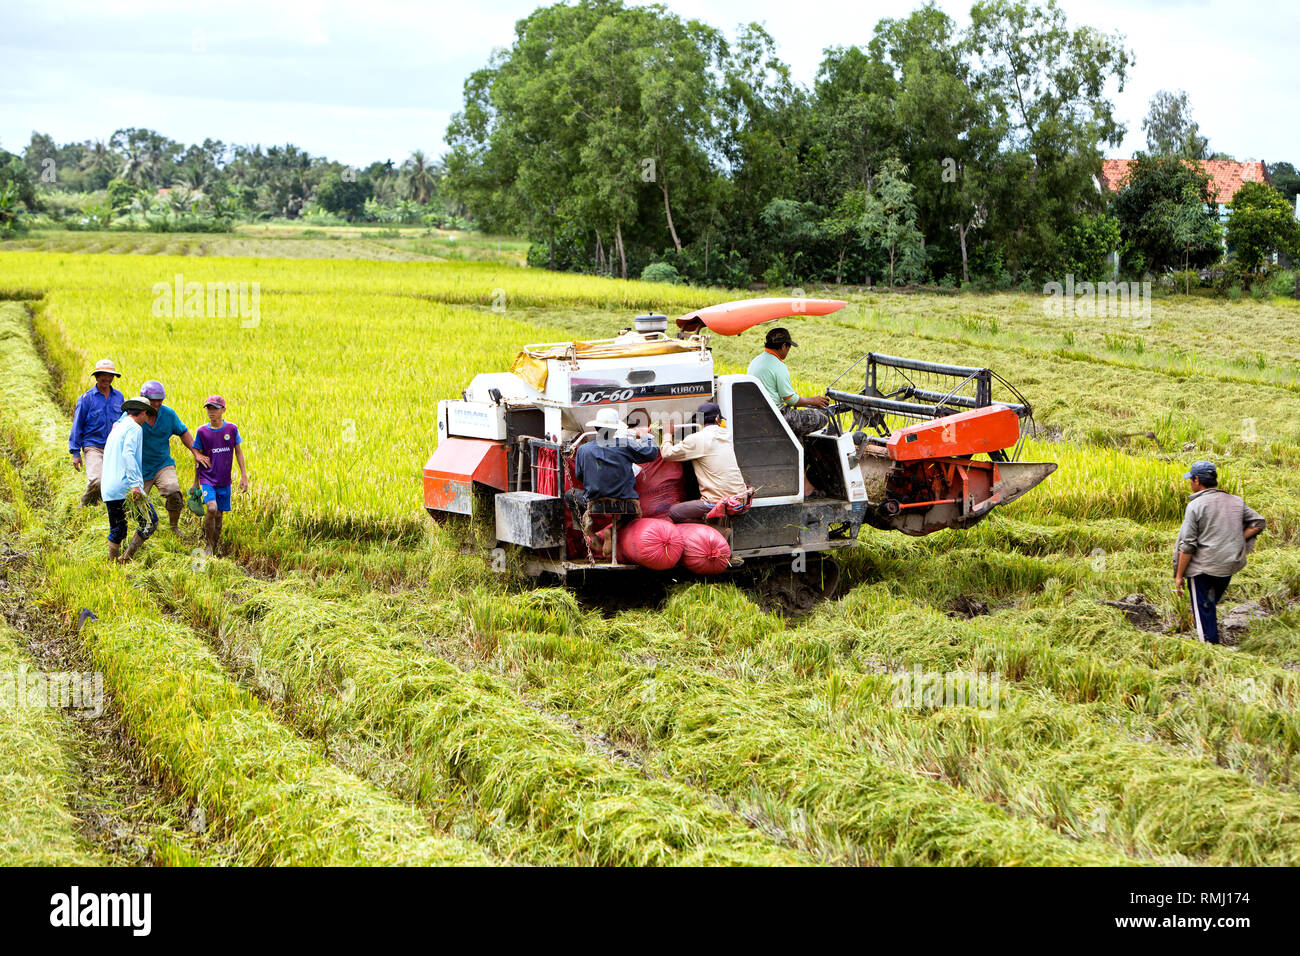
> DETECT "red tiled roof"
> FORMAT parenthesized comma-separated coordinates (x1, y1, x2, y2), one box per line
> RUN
(1100, 158, 1272, 204)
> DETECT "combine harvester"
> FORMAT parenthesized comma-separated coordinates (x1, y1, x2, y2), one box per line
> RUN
(424, 298, 1055, 609)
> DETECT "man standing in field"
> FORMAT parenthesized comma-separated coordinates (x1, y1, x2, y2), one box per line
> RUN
(191, 396, 248, 557)
(69, 358, 125, 506)
(101, 396, 159, 562)
(1174, 461, 1266, 645)
(138, 380, 211, 536)
(659, 402, 749, 525)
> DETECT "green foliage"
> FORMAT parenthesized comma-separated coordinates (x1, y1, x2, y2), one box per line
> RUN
(105, 178, 137, 213)
(1226, 181, 1300, 274)
(315, 173, 374, 220)
(639, 261, 681, 284)
(1112, 154, 1222, 274)
(860, 157, 925, 285)
(1142, 90, 1210, 159)
(1062, 213, 1120, 281)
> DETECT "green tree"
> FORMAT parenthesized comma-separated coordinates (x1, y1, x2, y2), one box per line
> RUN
(105, 178, 138, 213)
(1266, 161, 1299, 206)
(316, 172, 374, 220)
(860, 158, 925, 285)
(1062, 213, 1121, 282)
(967, 0, 1131, 275)
(1142, 90, 1210, 159)
(403, 151, 437, 205)
(1111, 154, 1221, 274)
(1226, 181, 1300, 274)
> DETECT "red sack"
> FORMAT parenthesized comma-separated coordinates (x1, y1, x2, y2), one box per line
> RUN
(678, 523, 731, 575)
(634, 457, 685, 518)
(617, 518, 683, 570)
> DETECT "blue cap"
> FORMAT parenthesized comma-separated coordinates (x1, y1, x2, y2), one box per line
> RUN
(697, 402, 722, 424)
(1182, 460, 1217, 481)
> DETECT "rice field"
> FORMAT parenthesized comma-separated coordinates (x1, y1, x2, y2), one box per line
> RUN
(2, 237, 1299, 866)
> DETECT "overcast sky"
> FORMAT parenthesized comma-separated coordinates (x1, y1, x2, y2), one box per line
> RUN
(4, 0, 1295, 167)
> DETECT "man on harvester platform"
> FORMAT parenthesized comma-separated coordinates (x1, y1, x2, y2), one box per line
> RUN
(747, 327, 832, 438)
(572, 408, 659, 557)
(659, 402, 750, 529)
(747, 327, 831, 496)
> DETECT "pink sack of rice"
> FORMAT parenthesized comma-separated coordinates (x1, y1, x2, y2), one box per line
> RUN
(677, 522, 731, 575)
(616, 518, 683, 570)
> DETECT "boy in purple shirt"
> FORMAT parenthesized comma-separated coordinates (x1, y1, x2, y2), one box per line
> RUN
(191, 395, 249, 556)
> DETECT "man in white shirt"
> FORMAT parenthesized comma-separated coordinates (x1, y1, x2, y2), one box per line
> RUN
(101, 396, 160, 562)
(660, 402, 749, 523)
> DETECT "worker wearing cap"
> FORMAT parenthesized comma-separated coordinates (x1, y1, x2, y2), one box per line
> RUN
(573, 408, 658, 557)
(660, 402, 749, 524)
(746, 327, 831, 438)
(69, 358, 125, 506)
(138, 381, 210, 535)
(191, 395, 248, 556)
(101, 396, 160, 562)
(1174, 461, 1266, 645)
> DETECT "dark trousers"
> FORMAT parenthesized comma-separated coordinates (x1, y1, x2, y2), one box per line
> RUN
(106, 497, 158, 544)
(668, 499, 714, 523)
(1188, 573, 1232, 644)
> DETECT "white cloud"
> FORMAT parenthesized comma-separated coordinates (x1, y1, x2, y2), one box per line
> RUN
(2, 0, 1296, 164)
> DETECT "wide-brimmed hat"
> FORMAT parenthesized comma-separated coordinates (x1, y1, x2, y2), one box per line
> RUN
(584, 407, 626, 431)
(91, 358, 121, 378)
(122, 396, 153, 414)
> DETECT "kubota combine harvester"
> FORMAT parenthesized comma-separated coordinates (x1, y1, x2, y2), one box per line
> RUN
(424, 298, 1055, 608)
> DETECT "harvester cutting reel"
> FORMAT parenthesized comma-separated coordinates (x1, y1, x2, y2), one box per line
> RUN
(817, 352, 1056, 536)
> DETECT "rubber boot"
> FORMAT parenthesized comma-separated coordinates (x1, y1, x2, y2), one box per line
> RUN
(204, 513, 218, 556)
(107, 541, 121, 562)
(165, 493, 184, 535)
(214, 513, 224, 557)
(121, 532, 146, 563)
(81, 480, 102, 507)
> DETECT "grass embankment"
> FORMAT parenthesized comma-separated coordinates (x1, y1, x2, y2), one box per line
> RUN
(0, 301, 489, 865)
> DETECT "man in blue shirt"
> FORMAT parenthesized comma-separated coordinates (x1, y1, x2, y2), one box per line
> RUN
(138, 380, 209, 535)
(69, 358, 125, 506)
(573, 408, 658, 557)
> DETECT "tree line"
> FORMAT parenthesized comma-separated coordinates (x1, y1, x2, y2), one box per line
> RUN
(0, 129, 465, 232)
(444, 0, 1299, 288)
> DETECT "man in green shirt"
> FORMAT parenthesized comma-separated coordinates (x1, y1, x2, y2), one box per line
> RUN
(139, 380, 210, 535)
(746, 327, 831, 438)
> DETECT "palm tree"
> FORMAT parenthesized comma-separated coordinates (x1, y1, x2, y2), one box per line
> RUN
(119, 146, 148, 186)
(404, 151, 435, 205)
(79, 140, 115, 176)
